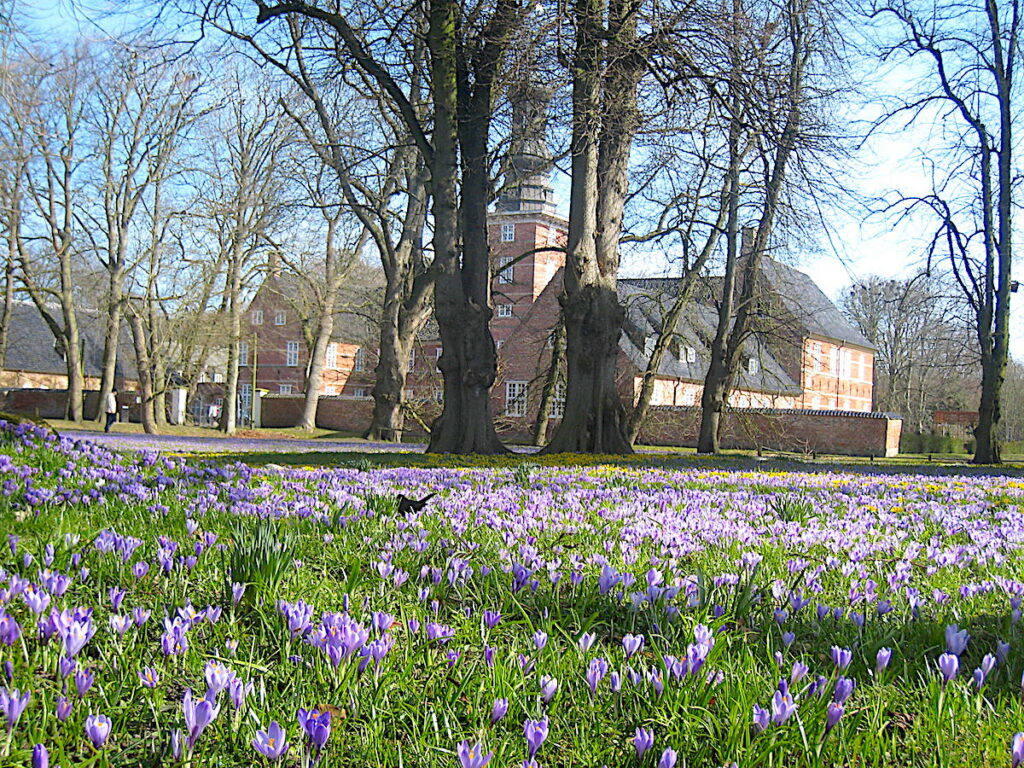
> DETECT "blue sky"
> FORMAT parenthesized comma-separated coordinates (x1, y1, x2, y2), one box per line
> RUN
(17, 0, 1024, 358)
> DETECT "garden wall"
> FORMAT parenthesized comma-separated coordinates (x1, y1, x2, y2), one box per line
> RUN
(639, 406, 902, 457)
(263, 394, 901, 457)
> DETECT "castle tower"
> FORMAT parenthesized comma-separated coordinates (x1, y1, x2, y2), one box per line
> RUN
(490, 80, 567, 344)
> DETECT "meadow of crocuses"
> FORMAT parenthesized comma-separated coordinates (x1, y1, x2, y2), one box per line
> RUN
(2, 421, 1024, 767)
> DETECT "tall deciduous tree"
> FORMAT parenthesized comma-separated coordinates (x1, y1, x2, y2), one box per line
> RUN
(871, 0, 1020, 464)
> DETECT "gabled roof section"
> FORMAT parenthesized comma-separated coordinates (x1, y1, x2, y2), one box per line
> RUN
(757, 258, 876, 350)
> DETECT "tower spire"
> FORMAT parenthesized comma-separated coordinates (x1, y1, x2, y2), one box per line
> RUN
(497, 80, 557, 215)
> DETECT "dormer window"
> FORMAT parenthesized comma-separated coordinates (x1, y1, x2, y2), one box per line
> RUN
(274, 311, 286, 326)
(747, 357, 759, 375)
(685, 346, 697, 363)
(501, 223, 515, 242)
(644, 336, 655, 357)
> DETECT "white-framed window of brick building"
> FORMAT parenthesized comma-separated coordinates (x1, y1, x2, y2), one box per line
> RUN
(409, 347, 416, 369)
(433, 387, 444, 404)
(251, 309, 263, 325)
(838, 348, 852, 378)
(496, 303, 513, 318)
(286, 340, 300, 367)
(354, 347, 366, 371)
(497, 255, 514, 284)
(354, 386, 367, 398)
(274, 310, 286, 326)
(239, 341, 249, 367)
(685, 346, 697, 363)
(501, 223, 515, 242)
(325, 342, 337, 369)
(323, 385, 337, 395)
(811, 341, 823, 370)
(505, 380, 528, 417)
(279, 384, 292, 394)
(548, 380, 566, 418)
(747, 356, 759, 375)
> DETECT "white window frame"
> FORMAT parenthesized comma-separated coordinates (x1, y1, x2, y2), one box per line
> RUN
(548, 380, 566, 419)
(325, 342, 337, 370)
(354, 348, 366, 372)
(408, 347, 416, 369)
(747, 357, 759, 375)
(252, 310, 263, 325)
(286, 341, 300, 367)
(838, 349, 852, 378)
(239, 341, 249, 367)
(505, 380, 528, 417)
(501, 223, 515, 242)
(497, 255, 514, 284)
(685, 346, 697, 363)
(354, 387, 367, 398)
(323, 385, 337, 396)
(274, 310, 287, 326)
(279, 384, 293, 395)
(496, 303, 514, 318)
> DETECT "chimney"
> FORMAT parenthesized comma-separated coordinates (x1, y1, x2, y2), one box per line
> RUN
(267, 251, 281, 278)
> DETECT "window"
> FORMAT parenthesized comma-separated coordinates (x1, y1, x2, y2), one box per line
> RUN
(237, 383, 252, 421)
(497, 255, 514, 284)
(433, 388, 444, 404)
(496, 303, 513, 318)
(408, 348, 416, 369)
(213, 372, 224, 383)
(747, 357, 759, 375)
(435, 346, 443, 370)
(354, 387, 368, 398)
(644, 336, 655, 357)
(546, 226, 558, 245)
(496, 340, 504, 351)
(501, 223, 515, 242)
(239, 341, 249, 367)
(274, 311, 286, 326)
(685, 346, 697, 363)
(403, 388, 414, 400)
(279, 384, 292, 395)
(505, 380, 528, 417)
(251, 310, 263, 325)
(548, 381, 566, 418)
(286, 341, 299, 367)
(325, 343, 337, 370)
(354, 348, 366, 372)
(323, 386, 337, 395)
(838, 349, 852, 378)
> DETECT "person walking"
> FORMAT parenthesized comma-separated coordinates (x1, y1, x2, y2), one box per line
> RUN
(104, 389, 118, 433)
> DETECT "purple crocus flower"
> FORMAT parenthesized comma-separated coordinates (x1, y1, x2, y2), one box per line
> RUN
(139, 667, 160, 688)
(875, 647, 892, 675)
(297, 708, 331, 751)
(623, 633, 644, 660)
(483, 610, 501, 629)
(830, 646, 852, 671)
(253, 721, 289, 760)
(633, 727, 654, 759)
(491, 698, 509, 723)
(457, 740, 492, 768)
(825, 702, 844, 733)
(74, 667, 95, 697)
(85, 713, 112, 748)
(1013, 732, 1024, 768)
(524, 716, 549, 757)
(586, 657, 609, 695)
(790, 661, 808, 684)
(0, 687, 30, 732)
(539, 675, 558, 704)
(533, 630, 548, 650)
(938, 653, 959, 683)
(232, 583, 246, 605)
(752, 705, 769, 733)
(770, 689, 797, 724)
(56, 696, 72, 722)
(32, 744, 47, 768)
(945, 625, 969, 656)
(833, 677, 855, 704)
(579, 632, 596, 652)
(182, 688, 219, 750)
(658, 748, 677, 768)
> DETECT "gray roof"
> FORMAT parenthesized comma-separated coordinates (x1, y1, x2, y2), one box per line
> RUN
(757, 258, 876, 350)
(618, 280, 802, 395)
(1, 300, 138, 379)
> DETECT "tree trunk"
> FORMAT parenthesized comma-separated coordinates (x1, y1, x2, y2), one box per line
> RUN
(533, 317, 565, 446)
(221, 265, 242, 435)
(127, 310, 158, 434)
(0, 249, 14, 369)
(425, 0, 507, 455)
(543, 0, 638, 455)
(95, 263, 124, 423)
(367, 305, 412, 441)
(299, 311, 333, 430)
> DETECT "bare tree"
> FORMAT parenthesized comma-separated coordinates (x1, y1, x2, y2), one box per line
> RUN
(870, 0, 1020, 463)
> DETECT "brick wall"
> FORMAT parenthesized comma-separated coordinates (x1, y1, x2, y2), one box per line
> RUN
(639, 406, 902, 457)
(0, 389, 141, 421)
(260, 395, 431, 436)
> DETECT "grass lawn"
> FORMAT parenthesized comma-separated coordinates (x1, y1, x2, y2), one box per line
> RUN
(3, 422, 1024, 767)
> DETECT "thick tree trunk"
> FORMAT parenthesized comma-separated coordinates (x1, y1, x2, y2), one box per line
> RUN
(0, 250, 14, 369)
(425, 0, 507, 455)
(543, 0, 638, 455)
(95, 264, 124, 423)
(127, 311, 158, 434)
(533, 318, 565, 446)
(299, 311, 333, 431)
(367, 305, 412, 441)
(221, 267, 243, 435)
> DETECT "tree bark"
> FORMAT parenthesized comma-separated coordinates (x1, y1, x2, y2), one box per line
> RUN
(127, 309, 158, 434)
(544, 0, 639, 454)
(533, 317, 565, 446)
